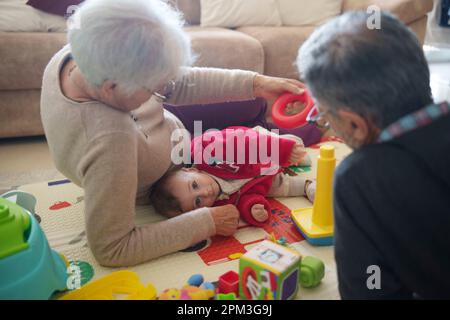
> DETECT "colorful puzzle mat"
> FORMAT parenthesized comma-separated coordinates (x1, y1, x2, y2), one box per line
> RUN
(14, 137, 351, 300)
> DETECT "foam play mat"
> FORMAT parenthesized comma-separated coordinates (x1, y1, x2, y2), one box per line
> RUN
(12, 137, 351, 300)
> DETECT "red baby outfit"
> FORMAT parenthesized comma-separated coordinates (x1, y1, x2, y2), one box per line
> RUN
(191, 127, 296, 227)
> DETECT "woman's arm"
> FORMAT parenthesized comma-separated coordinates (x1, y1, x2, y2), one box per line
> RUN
(166, 67, 257, 106)
(78, 132, 216, 267)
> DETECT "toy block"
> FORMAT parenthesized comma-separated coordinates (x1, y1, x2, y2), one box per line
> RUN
(239, 240, 302, 300)
(218, 270, 239, 295)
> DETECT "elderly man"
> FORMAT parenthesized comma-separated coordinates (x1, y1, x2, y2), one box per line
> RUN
(298, 11, 450, 299)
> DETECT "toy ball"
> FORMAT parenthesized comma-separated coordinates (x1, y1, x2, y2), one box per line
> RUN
(181, 285, 215, 300)
(201, 282, 215, 291)
(187, 274, 204, 287)
(271, 92, 315, 129)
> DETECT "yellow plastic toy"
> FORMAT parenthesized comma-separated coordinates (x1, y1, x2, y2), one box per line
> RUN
(159, 288, 182, 300)
(291, 145, 336, 246)
(159, 285, 215, 300)
(59, 270, 157, 300)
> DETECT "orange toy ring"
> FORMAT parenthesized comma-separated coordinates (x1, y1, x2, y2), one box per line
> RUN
(271, 92, 315, 129)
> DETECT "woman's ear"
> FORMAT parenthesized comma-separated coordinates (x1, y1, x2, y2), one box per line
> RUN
(336, 109, 369, 142)
(100, 80, 117, 97)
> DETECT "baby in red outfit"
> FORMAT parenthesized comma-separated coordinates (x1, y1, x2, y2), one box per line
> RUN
(150, 127, 315, 226)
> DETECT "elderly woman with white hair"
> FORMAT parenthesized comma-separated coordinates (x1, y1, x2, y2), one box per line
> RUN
(40, 0, 308, 267)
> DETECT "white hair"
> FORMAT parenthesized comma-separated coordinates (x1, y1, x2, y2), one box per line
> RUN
(68, 0, 193, 95)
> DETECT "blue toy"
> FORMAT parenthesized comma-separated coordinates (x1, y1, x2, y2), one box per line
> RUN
(188, 274, 204, 287)
(0, 191, 68, 299)
(202, 282, 215, 291)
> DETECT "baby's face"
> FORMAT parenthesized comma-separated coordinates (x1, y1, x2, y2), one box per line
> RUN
(166, 168, 221, 212)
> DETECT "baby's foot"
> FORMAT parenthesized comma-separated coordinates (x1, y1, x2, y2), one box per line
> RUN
(305, 180, 316, 203)
(251, 204, 269, 222)
(299, 153, 312, 166)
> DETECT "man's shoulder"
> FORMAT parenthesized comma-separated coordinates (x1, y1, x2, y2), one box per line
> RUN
(335, 143, 412, 184)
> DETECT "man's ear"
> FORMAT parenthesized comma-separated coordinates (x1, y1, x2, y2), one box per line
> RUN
(336, 109, 369, 142)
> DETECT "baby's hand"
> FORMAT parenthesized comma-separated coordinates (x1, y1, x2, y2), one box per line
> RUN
(289, 143, 307, 166)
(251, 204, 269, 223)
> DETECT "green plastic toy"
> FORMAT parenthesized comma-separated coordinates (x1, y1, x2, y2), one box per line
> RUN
(299, 256, 325, 288)
(217, 293, 237, 300)
(0, 191, 68, 299)
(0, 199, 31, 259)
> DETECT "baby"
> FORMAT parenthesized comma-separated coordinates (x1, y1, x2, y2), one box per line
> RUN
(150, 127, 316, 226)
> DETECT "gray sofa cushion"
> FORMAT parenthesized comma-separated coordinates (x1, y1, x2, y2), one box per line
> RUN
(238, 26, 316, 79)
(0, 32, 66, 90)
(187, 26, 264, 73)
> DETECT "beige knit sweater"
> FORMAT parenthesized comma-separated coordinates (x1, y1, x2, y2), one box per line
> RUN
(40, 45, 257, 267)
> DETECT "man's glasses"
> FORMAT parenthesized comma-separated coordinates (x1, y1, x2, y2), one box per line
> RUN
(306, 104, 331, 129)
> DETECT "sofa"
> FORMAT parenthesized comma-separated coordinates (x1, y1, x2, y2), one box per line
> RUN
(0, 0, 434, 138)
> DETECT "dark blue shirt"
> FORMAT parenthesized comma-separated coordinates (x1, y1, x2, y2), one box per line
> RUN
(334, 111, 450, 299)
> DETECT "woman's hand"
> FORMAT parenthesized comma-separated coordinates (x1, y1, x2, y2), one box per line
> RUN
(253, 74, 305, 101)
(210, 204, 240, 236)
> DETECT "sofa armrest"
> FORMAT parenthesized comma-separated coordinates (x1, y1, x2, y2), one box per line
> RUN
(342, 0, 434, 24)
